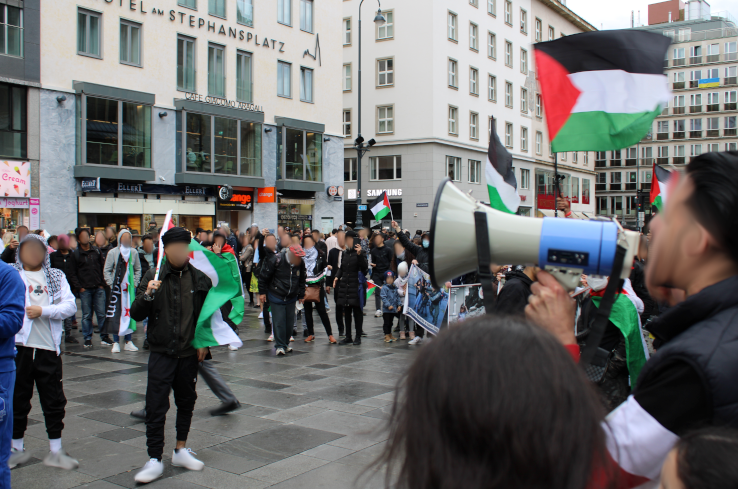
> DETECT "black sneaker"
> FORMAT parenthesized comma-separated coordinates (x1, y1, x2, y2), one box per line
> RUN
(353, 337, 362, 346)
(84, 339, 92, 348)
(101, 336, 113, 346)
(361, 332, 368, 337)
(339, 337, 353, 345)
(143, 339, 149, 350)
(130, 409, 146, 420)
(65, 336, 79, 344)
(210, 400, 241, 416)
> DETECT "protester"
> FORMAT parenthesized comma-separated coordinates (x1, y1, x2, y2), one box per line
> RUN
(67, 233, 77, 251)
(370, 233, 393, 318)
(47, 235, 58, 250)
(526, 151, 738, 487)
(302, 235, 335, 344)
(131, 230, 142, 249)
(73, 228, 109, 348)
(392, 221, 429, 344)
(104, 226, 117, 248)
(10, 234, 79, 471)
(659, 427, 738, 489)
(239, 234, 255, 306)
(327, 230, 346, 337)
(257, 234, 276, 335)
(258, 244, 306, 356)
(333, 230, 368, 345)
(138, 235, 155, 276)
(1, 225, 28, 264)
(380, 271, 402, 343)
(325, 229, 339, 253)
(212, 231, 235, 257)
(49, 234, 79, 344)
(492, 265, 537, 316)
(102, 229, 141, 353)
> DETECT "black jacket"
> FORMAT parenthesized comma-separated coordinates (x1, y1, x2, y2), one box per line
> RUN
(73, 245, 106, 289)
(258, 249, 306, 303)
(138, 250, 151, 277)
(130, 261, 212, 357)
(370, 245, 393, 275)
(0, 246, 15, 264)
(492, 270, 533, 316)
(334, 248, 368, 307)
(397, 232, 429, 273)
(630, 260, 657, 322)
(315, 240, 327, 257)
(49, 251, 79, 290)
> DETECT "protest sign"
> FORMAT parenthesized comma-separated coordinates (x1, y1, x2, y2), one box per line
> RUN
(403, 264, 448, 335)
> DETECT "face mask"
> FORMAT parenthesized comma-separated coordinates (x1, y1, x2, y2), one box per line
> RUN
(422, 240, 430, 249)
(588, 276, 609, 292)
(397, 251, 405, 260)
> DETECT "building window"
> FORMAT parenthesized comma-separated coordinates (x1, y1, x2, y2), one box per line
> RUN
(82, 95, 151, 168)
(470, 67, 479, 95)
(535, 131, 542, 154)
(344, 158, 357, 182)
(505, 81, 512, 107)
(209, 0, 225, 17)
(488, 31, 496, 59)
(535, 94, 542, 118)
(280, 127, 321, 181)
(548, 25, 554, 41)
(470, 0, 478, 6)
(520, 168, 530, 189)
(119, 20, 141, 67)
(343, 18, 351, 45)
(488, 0, 496, 16)
(572, 152, 578, 163)
(727, 142, 738, 151)
(469, 159, 481, 183)
(278, 0, 291, 26)
(377, 105, 394, 134)
(470, 112, 479, 140)
(236, 51, 252, 103)
(520, 9, 527, 34)
(583, 152, 589, 166)
(521, 126, 528, 152)
(488, 75, 496, 101)
(300, 67, 313, 102)
(535, 18, 542, 42)
(300, 0, 313, 33)
(561, 151, 567, 161)
(448, 12, 457, 41)
(177, 35, 196, 91)
(370, 155, 402, 180)
(0, 84, 25, 158)
(237, 0, 254, 26)
(377, 58, 394, 87)
(208, 43, 225, 97)
(690, 144, 702, 156)
(521, 88, 528, 113)
(448, 105, 458, 135)
(277, 61, 291, 98)
(505, 41, 512, 67)
(448, 58, 457, 88)
(447, 156, 461, 181)
(520, 48, 527, 73)
(470, 22, 478, 51)
(179, 0, 197, 8)
(78, 9, 102, 58)
(505, 122, 513, 147)
(504, 0, 512, 25)
(343, 110, 351, 137)
(377, 10, 393, 40)
(0, 5, 23, 57)
(343, 63, 352, 91)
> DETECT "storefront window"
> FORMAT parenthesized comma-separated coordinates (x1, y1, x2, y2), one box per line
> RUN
(240, 122, 261, 176)
(213, 117, 237, 174)
(82, 95, 151, 167)
(186, 112, 212, 172)
(285, 128, 304, 180)
(0, 83, 26, 159)
(278, 200, 314, 230)
(280, 127, 323, 182)
(306, 132, 322, 182)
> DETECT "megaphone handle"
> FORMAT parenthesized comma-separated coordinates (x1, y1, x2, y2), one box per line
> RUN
(473, 211, 499, 314)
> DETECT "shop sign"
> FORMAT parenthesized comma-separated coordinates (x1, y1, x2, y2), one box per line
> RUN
(337, 186, 344, 197)
(81, 178, 101, 192)
(326, 186, 338, 197)
(257, 187, 276, 203)
(0, 160, 30, 198)
(416, 203, 429, 207)
(184, 92, 263, 113)
(347, 189, 359, 200)
(333, 197, 342, 201)
(0, 197, 29, 209)
(280, 214, 312, 220)
(218, 190, 253, 210)
(366, 188, 402, 197)
(81, 179, 213, 197)
(29, 198, 39, 229)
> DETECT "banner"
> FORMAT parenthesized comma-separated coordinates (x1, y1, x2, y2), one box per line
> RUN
(447, 284, 486, 324)
(0, 160, 30, 197)
(103, 256, 136, 337)
(403, 264, 448, 335)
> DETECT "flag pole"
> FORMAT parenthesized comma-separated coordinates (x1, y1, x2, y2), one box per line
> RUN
(553, 153, 559, 218)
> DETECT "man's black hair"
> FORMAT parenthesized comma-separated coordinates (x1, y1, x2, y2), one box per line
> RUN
(142, 235, 153, 243)
(331, 229, 338, 234)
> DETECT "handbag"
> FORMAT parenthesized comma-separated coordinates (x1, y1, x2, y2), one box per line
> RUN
(304, 284, 321, 303)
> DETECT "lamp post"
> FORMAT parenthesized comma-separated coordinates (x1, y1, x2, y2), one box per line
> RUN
(354, 1, 386, 228)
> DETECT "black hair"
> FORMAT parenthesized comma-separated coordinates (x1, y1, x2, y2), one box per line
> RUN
(374, 317, 614, 489)
(331, 229, 338, 234)
(686, 151, 738, 264)
(75, 227, 90, 239)
(303, 235, 315, 246)
(675, 427, 738, 489)
(142, 235, 153, 243)
(48, 235, 58, 244)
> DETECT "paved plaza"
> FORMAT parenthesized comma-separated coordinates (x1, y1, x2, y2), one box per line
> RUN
(11, 299, 415, 489)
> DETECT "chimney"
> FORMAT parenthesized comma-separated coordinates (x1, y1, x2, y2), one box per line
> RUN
(669, 11, 672, 22)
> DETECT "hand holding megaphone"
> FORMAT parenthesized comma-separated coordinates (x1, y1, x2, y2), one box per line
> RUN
(525, 271, 577, 345)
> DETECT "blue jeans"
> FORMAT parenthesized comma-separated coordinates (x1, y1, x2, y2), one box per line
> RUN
(0, 370, 14, 488)
(80, 287, 107, 342)
(113, 334, 132, 342)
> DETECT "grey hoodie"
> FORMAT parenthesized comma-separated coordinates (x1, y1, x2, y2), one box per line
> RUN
(103, 229, 142, 287)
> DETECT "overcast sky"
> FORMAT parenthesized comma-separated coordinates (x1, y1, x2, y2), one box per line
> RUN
(565, 0, 736, 30)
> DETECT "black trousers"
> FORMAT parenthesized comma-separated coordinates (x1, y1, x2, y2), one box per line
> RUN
(13, 346, 67, 440)
(145, 352, 198, 460)
(343, 305, 363, 340)
(263, 297, 272, 330)
(383, 312, 401, 334)
(334, 305, 345, 336)
(305, 287, 332, 337)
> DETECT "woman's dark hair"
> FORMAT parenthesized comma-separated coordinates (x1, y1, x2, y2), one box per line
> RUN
(375, 317, 614, 489)
(675, 427, 738, 489)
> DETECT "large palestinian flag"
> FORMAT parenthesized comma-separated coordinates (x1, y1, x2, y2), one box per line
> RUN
(486, 117, 520, 214)
(649, 164, 672, 212)
(534, 30, 671, 152)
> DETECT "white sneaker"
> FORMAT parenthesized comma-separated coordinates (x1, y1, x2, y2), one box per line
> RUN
(286, 346, 293, 353)
(289, 336, 295, 342)
(408, 337, 423, 345)
(134, 458, 164, 483)
(258, 312, 263, 319)
(276, 348, 286, 356)
(228, 344, 238, 351)
(268, 334, 274, 341)
(43, 450, 79, 470)
(8, 448, 31, 468)
(171, 448, 204, 471)
(375, 310, 382, 317)
(111, 343, 121, 353)
(326, 307, 331, 312)
(124, 341, 138, 352)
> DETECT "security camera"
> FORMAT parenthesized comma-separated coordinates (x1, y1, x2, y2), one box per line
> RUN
(159, 176, 166, 181)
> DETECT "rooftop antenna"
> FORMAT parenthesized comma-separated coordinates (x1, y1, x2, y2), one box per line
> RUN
(638, 10, 640, 26)
(631, 10, 634, 27)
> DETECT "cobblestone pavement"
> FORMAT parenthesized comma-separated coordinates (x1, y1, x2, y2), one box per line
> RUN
(11, 297, 417, 489)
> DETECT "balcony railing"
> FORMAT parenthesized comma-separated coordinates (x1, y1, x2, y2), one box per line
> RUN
(673, 106, 686, 114)
(595, 160, 607, 168)
(673, 156, 686, 165)
(610, 160, 621, 167)
(657, 157, 669, 165)
(673, 131, 686, 139)
(726, 52, 738, 61)
(673, 81, 685, 90)
(726, 103, 737, 110)
(642, 158, 654, 165)
(657, 132, 669, 140)
(690, 105, 702, 113)
(707, 104, 720, 112)
(610, 184, 622, 191)
(690, 56, 702, 64)
(641, 183, 651, 190)
(690, 130, 703, 138)
(673, 58, 686, 66)
(625, 183, 637, 191)
(669, 24, 738, 43)
(595, 183, 607, 191)
(625, 158, 637, 166)
(726, 77, 737, 85)
(707, 54, 720, 63)
(725, 128, 737, 136)
(661, 107, 669, 115)
(706, 129, 720, 137)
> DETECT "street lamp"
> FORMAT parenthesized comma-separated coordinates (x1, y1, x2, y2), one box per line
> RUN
(354, 1, 386, 229)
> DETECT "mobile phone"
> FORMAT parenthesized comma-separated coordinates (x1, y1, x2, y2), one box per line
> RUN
(13, 234, 18, 241)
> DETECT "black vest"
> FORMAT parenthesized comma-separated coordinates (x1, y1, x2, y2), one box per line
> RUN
(637, 276, 738, 426)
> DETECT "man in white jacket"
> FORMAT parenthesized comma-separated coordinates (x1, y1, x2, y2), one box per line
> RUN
(8, 234, 79, 470)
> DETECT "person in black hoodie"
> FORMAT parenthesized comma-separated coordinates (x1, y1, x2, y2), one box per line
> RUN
(333, 230, 368, 345)
(493, 265, 537, 316)
(369, 233, 393, 317)
(49, 234, 79, 344)
(0, 225, 29, 264)
(72, 228, 109, 347)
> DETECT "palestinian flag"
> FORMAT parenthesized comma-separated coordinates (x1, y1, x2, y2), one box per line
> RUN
(649, 164, 672, 212)
(369, 191, 391, 220)
(186, 241, 244, 349)
(366, 281, 379, 301)
(534, 30, 671, 152)
(486, 117, 520, 214)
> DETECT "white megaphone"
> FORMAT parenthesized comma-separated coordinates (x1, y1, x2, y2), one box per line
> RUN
(428, 179, 640, 290)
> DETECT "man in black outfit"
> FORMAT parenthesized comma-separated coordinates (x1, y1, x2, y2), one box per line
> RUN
(369, 233, 393, 317)
(492, 265, 537, 316)
(130, 227, 210, 484)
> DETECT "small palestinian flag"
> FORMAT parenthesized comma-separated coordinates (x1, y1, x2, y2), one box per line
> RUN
(369, 191, 391, 220)
(366, 281, 379, 301)
(486, 117, 520, 214)
(535, 30, 671, 152)
(649, 164, 672, 212)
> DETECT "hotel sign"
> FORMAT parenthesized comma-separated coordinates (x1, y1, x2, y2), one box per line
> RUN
(184, 92, 263, 113)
